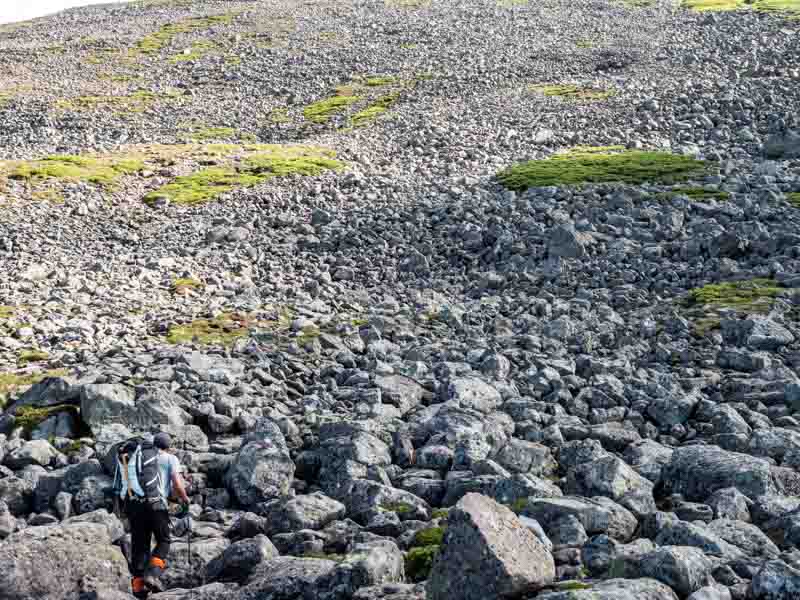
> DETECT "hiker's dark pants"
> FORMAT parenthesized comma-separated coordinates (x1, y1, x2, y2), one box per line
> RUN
(127, 499, 171, 576)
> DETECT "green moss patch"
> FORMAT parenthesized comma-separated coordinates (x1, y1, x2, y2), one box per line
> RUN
(787, 192, 800, 207)
(0, 369, 69, 405)
(144, 145, 343, 205)
(530, 84, 615, 101)
(18, 349, 49, 365)
(687, 279, 784, 314)
(660, 187, 730, 201)
(8, 155, 143, 186)
(364, 76, 396, 87)
(134, 13, 238, 56)
(413, 526, 445, 546)
(351, 93, 399, 127)
(498, 150, 709, 191)
(405, 546, 438, 582)
(171, 40, 217, 62)
(57, 90, 180, 113)
(430, 508, 449, 520)
(171, 278, 204, 294)
(166, 313, 250, 345)
(0, 306, 14, 319)
(14, 404, 77, 436)
(682, 0, 800, 13)
(186, 126, 237, 140)
(303, 95, 361, 124)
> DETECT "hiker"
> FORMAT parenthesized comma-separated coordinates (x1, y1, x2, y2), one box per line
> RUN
(114, 432, 190, 599)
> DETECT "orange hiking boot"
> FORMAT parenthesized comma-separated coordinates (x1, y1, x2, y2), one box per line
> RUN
(131, 576, 148, 599)
(143, 557, 166, 592)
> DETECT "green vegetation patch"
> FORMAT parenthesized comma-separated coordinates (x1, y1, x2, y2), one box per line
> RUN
(171, 40, 217, 62)
(405, 546, 438, 582)
(14, 404, 77, 436)
(187, 126, 238, 140)
(555, 581, 593, 591)
(171, 278, 204, 294)
(430, 508, 449, 520)
(498, 150, 709, 191)
(530, 84, 615, 101)
(268, 108, 291, 124)
(413, 526, 445, 547)
(144, 145, 342, 205)
(682, 0, 800, 13)
(57, 90, 180, 113)
(0, 306, 14, 319)
(0, 369, 69, 406)
(787, 192, 800, 207)
(18, 349, 49, 365)
(655, 186, 731, 202)
(687, 278, 784, 314)
(351, 93, 399, 127)
(135, 13, 238, 56)
(364, 76, 396, 87)
(166, 313, 250, 345)
(8, 155, 143, 186)
(303, 95, 361, 124)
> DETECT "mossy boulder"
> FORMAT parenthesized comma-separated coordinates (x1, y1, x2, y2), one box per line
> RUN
(405, 545, 438, 582)
(166, 313, 250, 345)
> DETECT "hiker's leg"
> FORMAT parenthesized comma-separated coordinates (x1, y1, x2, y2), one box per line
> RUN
(128, 502, 150, 599)
(143, 507, 171, 592)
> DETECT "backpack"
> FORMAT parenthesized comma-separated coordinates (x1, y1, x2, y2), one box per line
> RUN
(113, 437, 164, 505)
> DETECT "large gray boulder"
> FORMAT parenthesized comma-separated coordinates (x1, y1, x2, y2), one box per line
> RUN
(225, 420, 295, 507)
(749, 559, 800, 599)
(764, 130, 800, 159)
(316, 539, 405, 600)
(230, 556, 337, 600)
(647, 391, 701, 427)
(0, 476, 33, 516)
(639, 546, 714, 597)
(204, 535, 278, 583)
(537, 578, 679, 600)
(565, 454, 655, 517)
(445, 377, 503, 413)
(522, 496, 638, 542)
(342, 479, 430, 524)
(706, 518, 780, 559)
(80, 384, 188, 432)
(372, 375, 425, 415)
(3, 439, 60, 469)
(0, 522, 129, 600)
(428, 493, 555, 600)
(260, 492, 346, 535)
(661, 445, 779, 501)
(623, 440, 673, 483)
(721, 316, 794, 351)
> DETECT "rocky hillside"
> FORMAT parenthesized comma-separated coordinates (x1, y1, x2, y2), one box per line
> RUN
(1, 0, 800, 598)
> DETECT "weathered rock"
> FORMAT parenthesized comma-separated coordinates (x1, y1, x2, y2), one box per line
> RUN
(225, 420, 295, 506)
(565, 454, 655, 517)
(536, 577, 679, 600)
(316, 539, 405, 600)
(259, 492, 346, 535)
(523, 496, 638, 542)
(0, 476, 33, 516)
(204, 534, 278, 582)
(0, 522, 129, 600)
(749, 559, 800, 599)
(428, 493, 555, 600)
(639, 546, 714, 597)
(373, 375, 425, 415)
(721, 317, 795, 351)
(661, 445, 778, 501)
(3, 439, 60, 469)
(445, 377, 503, 413)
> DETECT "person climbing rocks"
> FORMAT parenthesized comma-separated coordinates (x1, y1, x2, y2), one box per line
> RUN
(113, 432, 191, 599)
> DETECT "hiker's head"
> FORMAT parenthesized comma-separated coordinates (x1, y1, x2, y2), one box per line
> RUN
(153, 432, 172, 450)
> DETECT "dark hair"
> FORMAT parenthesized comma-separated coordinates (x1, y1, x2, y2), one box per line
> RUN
(153, 432, 172, 450)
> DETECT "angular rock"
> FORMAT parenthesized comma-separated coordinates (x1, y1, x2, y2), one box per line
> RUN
(523, 496, 638, 542)
(0, 522, 129, 600)
(259, 492, 346, 535)
(428, 493, 555, 600)
(445, 377, 502, 413)
(316, 539, 405, 600)
(204, 534, 278, 582)
(749, 559, 800, 599)
(537, 577, 679, 600)
(640, 546, 714, 597)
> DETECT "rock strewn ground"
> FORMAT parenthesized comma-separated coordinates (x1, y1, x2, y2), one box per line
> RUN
(1, 0, 800, 599)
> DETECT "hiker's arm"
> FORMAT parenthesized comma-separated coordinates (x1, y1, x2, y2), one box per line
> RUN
(172, 470, 190, 504)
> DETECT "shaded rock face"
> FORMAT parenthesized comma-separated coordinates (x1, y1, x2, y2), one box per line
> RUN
(537, 578, 679, 600)
(428, 493, 555, 600)
(225, 420, 295, 507)
(0, 522, 129, 600)
(660, 445, 778, 501)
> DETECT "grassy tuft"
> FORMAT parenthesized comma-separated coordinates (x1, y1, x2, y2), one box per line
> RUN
(687, 279, 783, 314)
(430, 508, 449, 520)
(530, 84, 615, 101)
(9, 155, 143, 186)
(57, 90, 180, 113)
(268, 108, 291, 123)
(787, 192, 800, 207)
(134, 13, 238, 56)
(0, 306, 14, 319)
(413, 526, 445, 547)
(187, 126, 238, 140)
(0, 369, 69, 406)
(683, 0, 800, 12)
(171, 40, 217, 62)
(351, 93, 399, 127)
(166, 313, 250, 345)
(143, 144, 342, 205)
(405, 546, 438, 582)
(498, 150, 708, 191)
(14, 404, 77, 436)
(303, 95, 361, 124)
(171, 278, 204, 294)
(555, 581, 593, 591)
(18, 349, 49, 365)
(659, 187, 731, 201)
(364, 76, 396, 87)
(381, 502, 413, 514)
